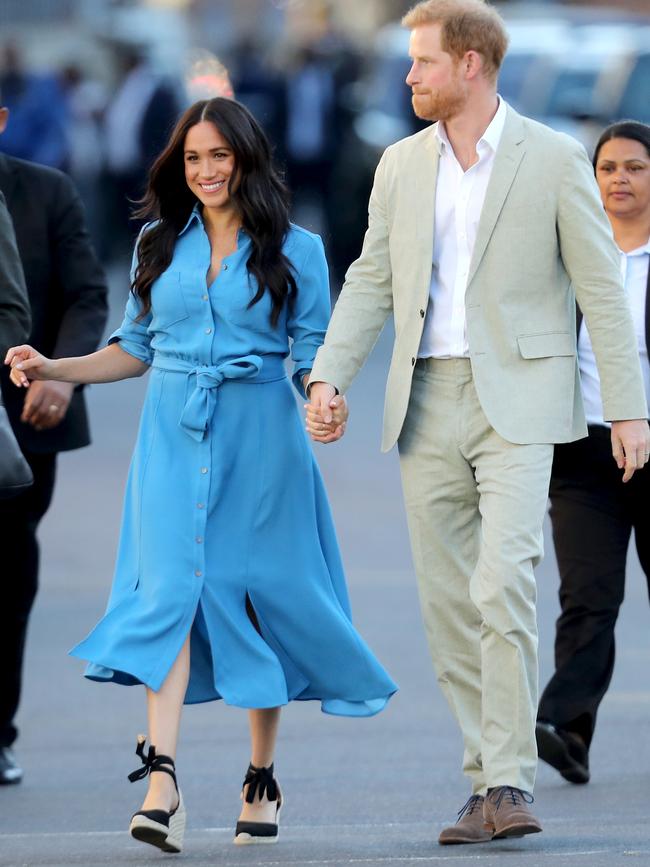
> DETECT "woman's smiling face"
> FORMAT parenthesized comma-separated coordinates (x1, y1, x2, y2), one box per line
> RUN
(184, 120, 237, 212)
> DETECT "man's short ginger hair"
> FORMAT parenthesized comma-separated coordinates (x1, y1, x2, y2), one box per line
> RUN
(402, 0, 509, 83)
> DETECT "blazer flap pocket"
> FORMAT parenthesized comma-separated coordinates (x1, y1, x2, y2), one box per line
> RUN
(517, 332, 575, 359)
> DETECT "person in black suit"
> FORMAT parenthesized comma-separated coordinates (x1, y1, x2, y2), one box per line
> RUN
(0, 189, 30, 353)
(537, 121, 650, 784)
(0, 93, 108, 784)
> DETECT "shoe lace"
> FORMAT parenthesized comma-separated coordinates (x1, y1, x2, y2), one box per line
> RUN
(457, 794, 483, 820)
(491, 786, 534, 811)
(242, 763, 278, 804)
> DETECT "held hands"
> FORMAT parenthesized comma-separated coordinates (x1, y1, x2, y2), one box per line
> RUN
(611, 419, 650, 482)
(5, 344, 56, 387)
(305, 381, 348, 444)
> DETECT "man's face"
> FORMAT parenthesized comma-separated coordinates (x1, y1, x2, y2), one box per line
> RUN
(405, 23, 468, 122)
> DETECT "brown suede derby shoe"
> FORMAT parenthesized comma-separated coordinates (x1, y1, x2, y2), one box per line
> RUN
(438, 795, 493, 845)
(483, 786, 542, 839)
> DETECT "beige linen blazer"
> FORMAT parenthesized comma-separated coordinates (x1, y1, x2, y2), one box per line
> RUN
(310, 107, 648, 452)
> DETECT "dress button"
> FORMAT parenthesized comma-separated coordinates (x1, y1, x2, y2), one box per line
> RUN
(200, 467, 208, 474)
(195, 570, 203, 577)
(197, 503, 205, 509)
(196, 536, 203, 544)
(205, 327, 212, 334)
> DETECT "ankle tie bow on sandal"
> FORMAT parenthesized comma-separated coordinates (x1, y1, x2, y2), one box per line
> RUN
(234, 762, 283, 845)
(127, 735, 186, 854)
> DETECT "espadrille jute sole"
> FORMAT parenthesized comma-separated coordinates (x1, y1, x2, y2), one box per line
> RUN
(233, 799, 282, 845)
(233, 829, 279, 845)
(129, 794, 186, 853)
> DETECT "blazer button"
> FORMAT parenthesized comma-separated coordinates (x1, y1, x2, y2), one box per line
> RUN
(420, 309, 425, 318)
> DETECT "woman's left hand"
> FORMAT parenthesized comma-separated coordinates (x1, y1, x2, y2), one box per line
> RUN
(305, 393, 348, 444)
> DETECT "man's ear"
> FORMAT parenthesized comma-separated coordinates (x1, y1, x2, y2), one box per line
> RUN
(0, 108, 9, 134)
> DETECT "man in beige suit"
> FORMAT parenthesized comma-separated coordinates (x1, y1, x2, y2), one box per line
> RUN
(307, 0, 650, 846)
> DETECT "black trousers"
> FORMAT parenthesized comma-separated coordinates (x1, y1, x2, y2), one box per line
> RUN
(538, 425, 650, 747)
(0, 452, 56, 747)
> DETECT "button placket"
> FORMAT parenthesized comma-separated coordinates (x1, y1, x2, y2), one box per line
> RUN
(194, 439, 211, 586)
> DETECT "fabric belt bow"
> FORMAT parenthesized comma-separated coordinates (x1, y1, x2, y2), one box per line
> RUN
(177, 355, 262, 441)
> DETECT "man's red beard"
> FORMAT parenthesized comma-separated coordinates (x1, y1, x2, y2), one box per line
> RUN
(411, 84, 467, 122)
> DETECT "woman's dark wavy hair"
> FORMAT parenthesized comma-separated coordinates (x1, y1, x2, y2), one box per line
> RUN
(132, 97, 296, 326)
(593, 119, 650, 169)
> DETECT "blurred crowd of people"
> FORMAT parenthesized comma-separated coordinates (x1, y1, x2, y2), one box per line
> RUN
(0, 12, 366, 283)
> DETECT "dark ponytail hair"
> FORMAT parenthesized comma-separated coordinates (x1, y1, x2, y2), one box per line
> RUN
(132, 97, 297, 326)
(593, 120, 650, 169)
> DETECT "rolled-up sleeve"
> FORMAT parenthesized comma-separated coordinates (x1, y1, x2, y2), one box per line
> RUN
(287, 234, 331, 398)
(108, 230, 154, 365)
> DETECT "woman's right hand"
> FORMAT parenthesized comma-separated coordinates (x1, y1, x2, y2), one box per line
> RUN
(4, 345, 56, 387)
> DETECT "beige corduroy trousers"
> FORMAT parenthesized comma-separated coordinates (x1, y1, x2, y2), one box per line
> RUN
(398, 358, 554, 794)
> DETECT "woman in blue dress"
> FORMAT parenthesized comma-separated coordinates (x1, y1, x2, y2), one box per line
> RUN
(5, 97, 397, 854)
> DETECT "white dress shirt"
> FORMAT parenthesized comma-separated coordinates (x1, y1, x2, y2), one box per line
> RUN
(579, 239, 650, 426)
(419, 97, 507, 358)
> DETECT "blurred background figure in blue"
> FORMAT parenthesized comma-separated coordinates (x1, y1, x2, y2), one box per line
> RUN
(0, 40, 69, 171)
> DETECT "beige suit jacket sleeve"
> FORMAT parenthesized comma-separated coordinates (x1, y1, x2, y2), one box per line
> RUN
(557, 139, 648, 421)
(309, 151, 394, 393)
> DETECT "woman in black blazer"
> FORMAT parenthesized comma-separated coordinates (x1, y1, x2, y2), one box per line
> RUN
(537, 121, 650, 784)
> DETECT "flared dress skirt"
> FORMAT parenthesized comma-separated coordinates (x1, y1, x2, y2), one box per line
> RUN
(70, 354, 397, 716)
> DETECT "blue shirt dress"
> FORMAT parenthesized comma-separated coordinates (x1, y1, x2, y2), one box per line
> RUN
(70, 210, 397, 716)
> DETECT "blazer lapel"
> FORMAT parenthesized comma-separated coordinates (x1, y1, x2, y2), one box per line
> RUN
(467, 108, 526, 286)
(645, 257, 650, 360)
(0, 153, 18, 208)
(409, 126, 439, 303)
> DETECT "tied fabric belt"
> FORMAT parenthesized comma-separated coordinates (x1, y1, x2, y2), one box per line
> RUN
(152, 354, 286, 442)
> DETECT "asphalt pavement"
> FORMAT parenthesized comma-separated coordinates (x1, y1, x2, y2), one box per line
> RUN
(1, 267, 648, 867)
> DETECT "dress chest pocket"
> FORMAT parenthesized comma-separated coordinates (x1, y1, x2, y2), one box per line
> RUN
(227, 281, 274, 334)
(150, 271, 190, 330)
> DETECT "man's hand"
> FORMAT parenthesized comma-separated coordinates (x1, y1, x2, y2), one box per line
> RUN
(305, 381, 348, 444)
(611, 419, 650, 482)
(21, 380, 74, 431)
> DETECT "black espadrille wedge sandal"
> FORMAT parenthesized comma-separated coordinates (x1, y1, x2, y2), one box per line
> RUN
(127, 736, 186, 854)
(234, 762, 283, 845)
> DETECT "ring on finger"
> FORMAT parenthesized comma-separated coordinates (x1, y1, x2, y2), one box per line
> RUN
(48, 404, 60, 413)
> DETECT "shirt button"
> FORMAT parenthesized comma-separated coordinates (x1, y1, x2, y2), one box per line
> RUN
(197, 502, 205, 509)
(195, 570, 203, 577)
(200, 467, 208, 474)
(202, 294, 209, 301)
(196, 536, 203, 544)
(205, 327, 212, 334)
(411, 357, 416, 366)
(420, 309, 425, 318)
(223, 263, 228, 270)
